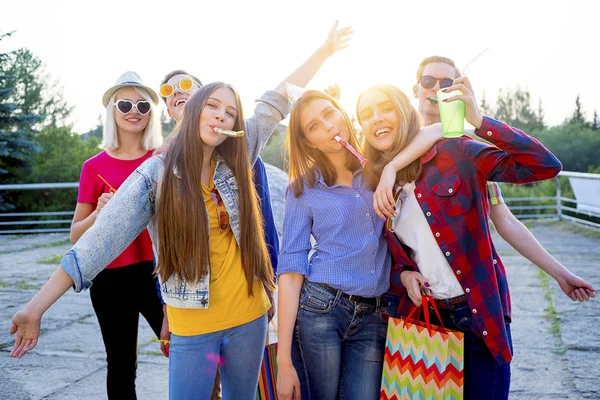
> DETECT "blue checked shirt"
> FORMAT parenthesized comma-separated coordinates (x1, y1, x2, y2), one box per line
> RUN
(277, 170, 391, 298)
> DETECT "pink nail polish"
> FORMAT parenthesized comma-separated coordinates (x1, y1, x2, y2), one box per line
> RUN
(424, 282, 430, 288)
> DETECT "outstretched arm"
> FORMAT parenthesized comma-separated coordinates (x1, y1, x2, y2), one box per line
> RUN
(10, 267, 74, 358)
(490, 203, 596, 301)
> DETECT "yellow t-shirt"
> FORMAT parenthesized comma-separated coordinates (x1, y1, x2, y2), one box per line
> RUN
(167, 167, 270, 336)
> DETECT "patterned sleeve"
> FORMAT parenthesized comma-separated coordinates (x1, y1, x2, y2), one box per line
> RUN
(458, 117, 562, 184)
(487, 182, 505, 205)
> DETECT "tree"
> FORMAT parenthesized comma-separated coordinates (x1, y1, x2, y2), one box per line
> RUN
(1, 48, 73, 129)
(537, 99, 545, 126)
(0, 32, 43, 211)
(491, 86, 544, 133)
(592, 111, 599, 130)
(570, 95, 586, 125)
(7, 127, 102, 213)
(161, 109, 176, 138)
(480, 91, 492, 116)
(260, 124, 288, 171)
(535, 122, 600, 172)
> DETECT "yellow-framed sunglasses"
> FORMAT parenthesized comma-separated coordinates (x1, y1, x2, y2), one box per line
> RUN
(160, 77, 196, 98)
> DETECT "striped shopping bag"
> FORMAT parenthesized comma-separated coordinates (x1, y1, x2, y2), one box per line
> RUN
(256, 320, 283, 400)
(380, 295, 464, 400)
(256, 342, 278, 400)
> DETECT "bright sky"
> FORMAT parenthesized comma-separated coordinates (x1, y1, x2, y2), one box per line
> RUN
(2, 0, 599, 133)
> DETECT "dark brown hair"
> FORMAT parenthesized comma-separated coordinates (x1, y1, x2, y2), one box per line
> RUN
(156, 82, 275, 294)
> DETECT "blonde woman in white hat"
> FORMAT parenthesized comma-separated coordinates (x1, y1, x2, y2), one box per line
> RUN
(68, 71, 164, 399)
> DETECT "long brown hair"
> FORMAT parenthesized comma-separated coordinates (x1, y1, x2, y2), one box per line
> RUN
(156, 82, 275, 294)
(357, 85, 422, 190)
(287, 90, 362, 197)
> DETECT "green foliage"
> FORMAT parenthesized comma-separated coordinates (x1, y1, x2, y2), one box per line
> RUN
(0, 32, 42, 210)
(260, 124, 288, 171)
(1, 47, 72, 129)
(498, 178, 569, 217)
(161, 109, 176, 137)
(490, 86, 545, 133)
(533, 123, 600, 172)
(570, 95, 586, 125)
(5, 127, 101, 214)
(589, 165, 600, 174)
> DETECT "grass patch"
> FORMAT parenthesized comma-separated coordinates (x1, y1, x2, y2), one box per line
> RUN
(139, 351, 164, 357)
(38, 254, 63, 264)
(537, 270, 566, 353)
(497, 250, 519, 256)
(0, 343, 8, 351)
(0, 280, 9, 288)
(0, 237, 71, 255)
(547, 221, 600, 239)
(38, 239, 71, 249)
(521, 220, 536, 229)
(14, 280, 42, 290)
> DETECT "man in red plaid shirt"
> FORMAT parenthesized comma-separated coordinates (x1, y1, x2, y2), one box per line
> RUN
(366, 56, 595, 399)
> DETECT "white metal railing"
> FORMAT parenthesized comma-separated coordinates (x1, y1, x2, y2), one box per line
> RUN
(1, 171, 599, 234)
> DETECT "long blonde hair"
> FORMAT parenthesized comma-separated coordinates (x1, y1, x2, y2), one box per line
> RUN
(156, 82, 275, 294)
(287, 90, 362, 197)
(357, 85, 422, 190)
(102, 87, 162, 151)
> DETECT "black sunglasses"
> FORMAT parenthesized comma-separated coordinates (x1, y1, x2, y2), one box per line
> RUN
(114, 99, 151, 115)
(419, 76, 454, 90)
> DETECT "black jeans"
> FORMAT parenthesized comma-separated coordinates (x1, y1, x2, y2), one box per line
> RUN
(90, 261, 164, 400)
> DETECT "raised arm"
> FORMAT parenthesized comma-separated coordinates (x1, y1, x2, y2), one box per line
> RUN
(246, 21, 353, 162)
(456, 117, 562, 184)
(442, 76, 561, 182)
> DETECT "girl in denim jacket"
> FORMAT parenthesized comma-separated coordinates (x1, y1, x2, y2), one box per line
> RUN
(10, 23, 352, 400)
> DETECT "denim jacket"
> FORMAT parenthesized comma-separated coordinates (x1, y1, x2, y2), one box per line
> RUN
(61, 91, 289, 309)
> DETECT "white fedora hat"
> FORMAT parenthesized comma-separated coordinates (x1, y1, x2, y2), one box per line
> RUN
(102, 71, 159, 107)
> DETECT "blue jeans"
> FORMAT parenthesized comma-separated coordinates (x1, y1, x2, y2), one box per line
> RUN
(428, 297, 513, 400)
(169, 313, 267, 400)
(291, 281, 388, 400)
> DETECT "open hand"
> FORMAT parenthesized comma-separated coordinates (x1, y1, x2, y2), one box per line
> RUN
(10, 308, 41, 358)
(322, 21, 353, 57)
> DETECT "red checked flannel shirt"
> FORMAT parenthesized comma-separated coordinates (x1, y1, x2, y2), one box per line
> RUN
(386, 117, 562, 365)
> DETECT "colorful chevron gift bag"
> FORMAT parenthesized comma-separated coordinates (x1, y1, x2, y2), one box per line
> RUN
(256, 342, 279, 400)
(380, 295, 464, 400)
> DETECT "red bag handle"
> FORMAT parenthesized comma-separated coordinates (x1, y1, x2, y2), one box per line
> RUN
(404, 295, 446, 334)
(422, 295, 446, 331)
